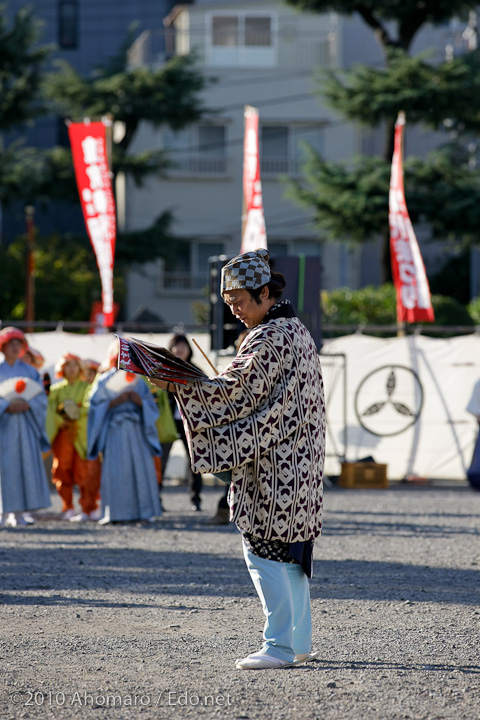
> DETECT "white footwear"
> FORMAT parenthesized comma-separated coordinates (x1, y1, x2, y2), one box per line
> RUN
(62, 509, 76, 520)
(293, 650, 320, 664)
(5, 513, 29, 527)
(22, 512, 35, 525)
(69, 512, 89, 523)
(235, 652, 294, 670)
(88, 508, 102, 521)
(97, 506, 111, 525)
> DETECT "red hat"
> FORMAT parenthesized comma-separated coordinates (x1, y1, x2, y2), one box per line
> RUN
(55, 353, 82, 378)
(0, 326, 28, 352)
(22, 345, 45, 369)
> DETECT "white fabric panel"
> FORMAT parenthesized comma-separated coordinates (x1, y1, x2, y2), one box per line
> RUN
(321, 334, 480, 481)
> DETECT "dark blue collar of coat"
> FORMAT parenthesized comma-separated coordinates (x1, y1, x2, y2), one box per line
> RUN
(264, 299, 296, 323)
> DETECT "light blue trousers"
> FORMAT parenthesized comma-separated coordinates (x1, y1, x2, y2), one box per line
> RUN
(243, 540, 312, 663)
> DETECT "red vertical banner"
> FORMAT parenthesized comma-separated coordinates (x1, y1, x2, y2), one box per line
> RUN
(68, 120, 116, 327)
(389, 112, 434, 324)
(241, 106, 267, 254)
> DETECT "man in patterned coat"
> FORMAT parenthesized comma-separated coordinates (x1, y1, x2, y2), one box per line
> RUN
(151, 248, 325, 669)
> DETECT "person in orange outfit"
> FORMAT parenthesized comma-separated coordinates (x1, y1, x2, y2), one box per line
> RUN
(80, 357, 102, 512)
(46, 354, 101, 521)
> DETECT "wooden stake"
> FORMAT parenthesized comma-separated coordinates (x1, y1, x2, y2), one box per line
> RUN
(192, 338, 219, 376)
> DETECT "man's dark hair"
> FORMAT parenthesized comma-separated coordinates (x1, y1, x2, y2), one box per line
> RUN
(248, 271, 286, 304)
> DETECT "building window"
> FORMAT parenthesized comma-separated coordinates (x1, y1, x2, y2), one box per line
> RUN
(58, 0, 78, 49)
(211, 15, 272, 47)
(268, 242, 290, 256)
(260, 124, 324, 177)
(208, 13, 275, 67)
(164, 123, 227, 175)
(245, 17, 272, 47)
(212, 16, 238, 47)
(195, 242, 225, 278)
(159, 240, 225, 291)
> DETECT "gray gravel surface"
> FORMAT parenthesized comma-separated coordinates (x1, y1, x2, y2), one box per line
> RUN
(1, 482, 479, 720)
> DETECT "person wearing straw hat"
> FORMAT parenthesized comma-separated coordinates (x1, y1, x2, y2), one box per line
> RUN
(47, 353, 101, 521)
(150, 249, 325, 670)
(0, 327, 51, 527)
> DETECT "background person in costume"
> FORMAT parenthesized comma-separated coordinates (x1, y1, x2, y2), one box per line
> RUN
(81, 358, 100, 386)
(22, 345, 45, 370)
(160, 334, 203, 511)
(466, 379, 480, 491)
(151, 385, 178, 512)
(22, 344, 52, 395)
(87, 340, 162, 525)
(79, 358, 102, 512)
(150, 249, 325, 670)
(0, 327, 51, 527)
(47, 353, 101, 521)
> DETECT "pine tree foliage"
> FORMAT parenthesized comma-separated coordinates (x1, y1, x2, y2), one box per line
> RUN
(289, 143, 480, 247)
(43, 53, 207, 184)
(322, 48, 480, 133)
(0, 7, 51, 132)
(285, 0, 480, 282)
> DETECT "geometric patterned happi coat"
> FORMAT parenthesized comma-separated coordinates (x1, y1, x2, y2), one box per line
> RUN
(175, 313, 325, 543)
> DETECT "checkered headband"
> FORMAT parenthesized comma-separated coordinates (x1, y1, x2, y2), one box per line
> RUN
(221, 249, 271, 295)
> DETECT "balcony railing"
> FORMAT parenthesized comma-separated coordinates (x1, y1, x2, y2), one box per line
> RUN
(157, 271, 210, 292)
(128, 27, 335, 70)
(260, 157, 301, 176)
(169, 156, 228, 176)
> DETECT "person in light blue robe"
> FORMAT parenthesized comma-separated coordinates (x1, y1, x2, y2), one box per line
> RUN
(0, 328, 51, 525)
(87, 366, 162, 523)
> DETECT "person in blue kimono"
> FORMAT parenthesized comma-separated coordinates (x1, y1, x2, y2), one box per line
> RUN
(0, 327, 51, 527)
(87, 340, 162, 524)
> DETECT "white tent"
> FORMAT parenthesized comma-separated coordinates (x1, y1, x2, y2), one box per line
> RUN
(320, 333, 480, 482)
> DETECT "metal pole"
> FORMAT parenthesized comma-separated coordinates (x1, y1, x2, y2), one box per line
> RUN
(25, 205, 35, 332)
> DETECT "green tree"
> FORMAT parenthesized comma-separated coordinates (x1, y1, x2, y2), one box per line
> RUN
(33, 41, 208, 272)
(0, 233, 125, 322)
(322, 284, 474, 336)
(41, 49, 207, 204)
(0, 6, 52, 204)
(285, 0, 480, 282)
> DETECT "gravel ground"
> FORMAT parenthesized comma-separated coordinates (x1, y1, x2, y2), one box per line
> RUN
(1, 480, 479, 720)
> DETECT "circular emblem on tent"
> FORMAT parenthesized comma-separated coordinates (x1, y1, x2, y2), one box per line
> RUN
(354, 365, 423, 437)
